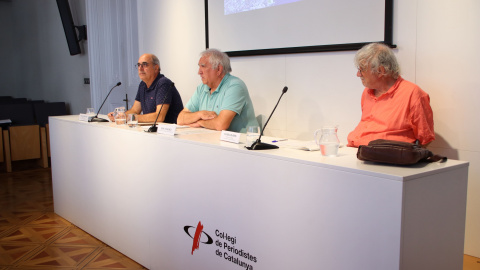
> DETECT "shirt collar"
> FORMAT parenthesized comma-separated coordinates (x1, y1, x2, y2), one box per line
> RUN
(203, 73, 231, 94)
(145, 73, 163, 91)
(386, 76, 403, 95)
(368, 76, 403, 98)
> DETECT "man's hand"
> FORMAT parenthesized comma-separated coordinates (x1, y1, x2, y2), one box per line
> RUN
(107, 112, 114, 122)
(188, 122, 202, 128)
(177, 109, 217, 126)
(198, 111, 217, 120)
(188, 111, 216, 128)
(178, 109, 235, 131)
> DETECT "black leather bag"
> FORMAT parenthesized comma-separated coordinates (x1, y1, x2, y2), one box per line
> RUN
(357, 139, 447, 165)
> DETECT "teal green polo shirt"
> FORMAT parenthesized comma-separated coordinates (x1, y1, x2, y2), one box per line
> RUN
(186, 74, 258, 133)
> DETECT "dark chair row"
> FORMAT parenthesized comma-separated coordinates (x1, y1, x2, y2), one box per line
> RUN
(0, 97, 29, 104)
(0, 101, 68, 172)
(0, 101, 67, 126)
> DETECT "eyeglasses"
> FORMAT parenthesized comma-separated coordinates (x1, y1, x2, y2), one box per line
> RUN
(357, 67, 366, 75)
(357, 62, 369, 76)
(135, 62, 151, 69)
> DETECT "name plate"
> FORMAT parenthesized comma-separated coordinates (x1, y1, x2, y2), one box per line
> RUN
(79, 113, 93, 122)
(157, 124, 177, 135)
(220, 130, 241, 144)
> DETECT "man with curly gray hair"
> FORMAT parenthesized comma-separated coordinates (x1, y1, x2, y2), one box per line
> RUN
(178, 49, 258, 133)
(347, 43, 435, 147)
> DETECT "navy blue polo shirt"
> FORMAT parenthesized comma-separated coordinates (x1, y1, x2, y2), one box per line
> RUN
(135, 73, 184, 124)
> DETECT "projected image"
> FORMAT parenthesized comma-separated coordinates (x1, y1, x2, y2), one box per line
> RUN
(225, 0, 303, 15)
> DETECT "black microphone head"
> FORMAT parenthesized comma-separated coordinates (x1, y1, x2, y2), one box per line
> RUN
(116, 82, 122, 86)
(282, 86, 288, 93)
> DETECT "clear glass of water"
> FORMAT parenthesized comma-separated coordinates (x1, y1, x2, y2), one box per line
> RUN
(246, 126, 260, 146)
(127, 113, 138, 128)
(86, 108, 95, 116)
(114, 107, 126, 125)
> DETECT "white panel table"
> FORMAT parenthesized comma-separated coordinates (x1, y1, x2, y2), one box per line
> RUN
(50, 115, 469, 270)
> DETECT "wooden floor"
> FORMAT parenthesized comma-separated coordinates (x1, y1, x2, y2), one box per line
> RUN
(1, 161, 479, 270)
(466, 255, 480, 270)
(0, 161, 146, 269)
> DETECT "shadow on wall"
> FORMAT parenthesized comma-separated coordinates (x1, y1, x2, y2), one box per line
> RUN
(256, 115, 263, 128)
(65, 103, 71, 115)
(428, 133, 459, 160)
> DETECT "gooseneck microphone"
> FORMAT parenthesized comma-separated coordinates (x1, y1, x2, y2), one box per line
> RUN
(89, 82, 122, 122)
(246, 86, 288, 150)
(146, 83, 173, 133)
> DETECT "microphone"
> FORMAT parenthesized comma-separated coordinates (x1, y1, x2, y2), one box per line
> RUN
(146, 83, 173, 132)
(246, 86, 288, 150)
(89, 82, 122, 122)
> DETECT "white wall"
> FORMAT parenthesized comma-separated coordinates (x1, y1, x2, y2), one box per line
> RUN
(0, 0, 90, 114)
(137, 0, 480, 257)
(415, 0, 480, 257)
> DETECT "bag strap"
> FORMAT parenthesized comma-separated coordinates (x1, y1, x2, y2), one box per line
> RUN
(417, 140, 447, 163)
(426, 154, 447, 163)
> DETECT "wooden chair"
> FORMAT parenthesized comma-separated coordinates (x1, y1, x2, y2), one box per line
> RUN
(33, 102, 67, 126)
(46, 124, 50, 157)
(1, 116, 10, 165)
(33, 102, 67, 158)
(0, 127, 3, 163)
(0, 103, 48, 172)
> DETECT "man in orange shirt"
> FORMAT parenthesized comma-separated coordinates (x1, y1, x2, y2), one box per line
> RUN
(347, 43, 435, 147)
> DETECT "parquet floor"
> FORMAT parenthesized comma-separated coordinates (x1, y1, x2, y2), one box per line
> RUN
(1, 161, 479, 270)
(0, 161, 147, 269)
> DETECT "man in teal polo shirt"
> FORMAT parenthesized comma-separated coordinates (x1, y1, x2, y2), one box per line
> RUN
(177, 49, 258, 133)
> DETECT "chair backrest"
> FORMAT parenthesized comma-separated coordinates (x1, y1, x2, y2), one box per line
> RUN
(0, 127, 3, 163)
(0, 98, 28, 104)
(33, 102, 67, 126)
(0, 103, 36, 125)
(29, 100, 45, 104)
(11, 98, 28, 103)
(0, 97, 13, 104)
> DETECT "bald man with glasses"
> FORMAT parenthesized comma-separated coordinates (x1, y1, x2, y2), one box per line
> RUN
(108, 53, 183, 123)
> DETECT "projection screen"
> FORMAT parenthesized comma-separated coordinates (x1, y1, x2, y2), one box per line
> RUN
(206, 0, 394, 56)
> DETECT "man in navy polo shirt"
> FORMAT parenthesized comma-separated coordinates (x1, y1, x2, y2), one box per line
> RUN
(108, 53, 183, 123)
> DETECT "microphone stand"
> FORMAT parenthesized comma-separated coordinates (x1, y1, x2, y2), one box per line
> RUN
(246, 86, 288, 150)
(89, 82, 122, 122)
(146, 83, 173, 132)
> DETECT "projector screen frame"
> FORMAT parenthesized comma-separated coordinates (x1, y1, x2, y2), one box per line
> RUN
(205, 0, 395, 57)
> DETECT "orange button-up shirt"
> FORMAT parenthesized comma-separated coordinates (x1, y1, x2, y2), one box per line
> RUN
(347, 77, 435, 147)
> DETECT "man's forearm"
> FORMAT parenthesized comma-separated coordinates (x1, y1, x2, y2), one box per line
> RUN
(197, 110, 235, 131)
(137, 112, 161, 123)
(178, 110, 216, 125)
(178, 111, 199, 125)
(197, 118, 228, 131)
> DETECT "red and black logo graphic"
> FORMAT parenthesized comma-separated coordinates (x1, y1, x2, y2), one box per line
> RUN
(184, 221, 213, 254)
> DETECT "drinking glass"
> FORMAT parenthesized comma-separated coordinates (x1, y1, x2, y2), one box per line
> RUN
(246, 126, 260, 146)
(127, 113, 138, 128)
(114, 107, 126, 125)
(86, 108, 95, 116)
